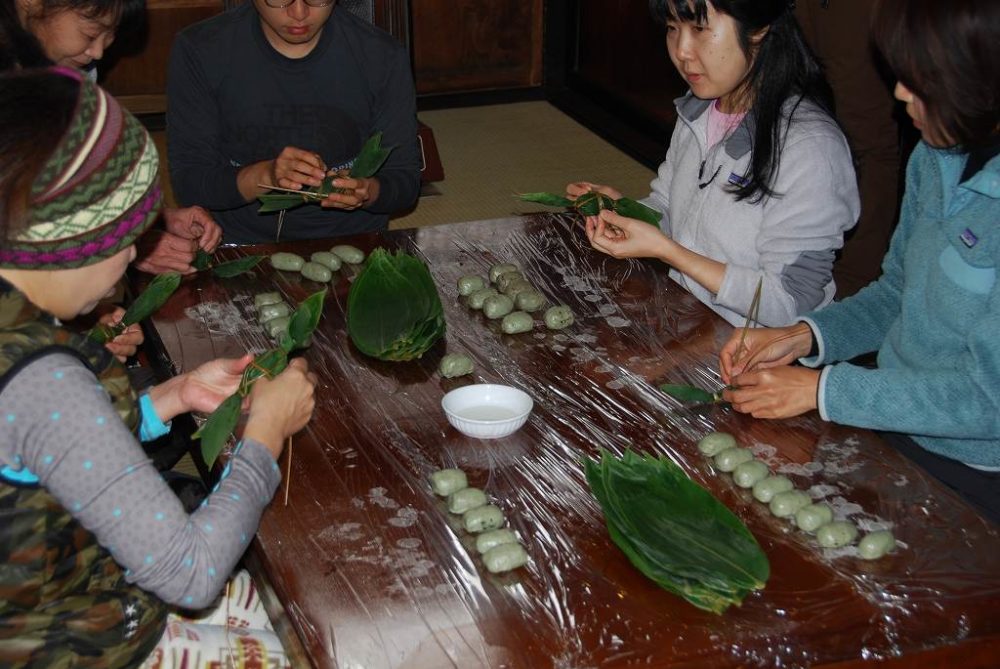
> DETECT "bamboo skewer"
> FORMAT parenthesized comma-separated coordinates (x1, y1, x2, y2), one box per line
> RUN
(257, 183, 325, 197)
(283, 436, 293, 506)
(733, 277, 764, 367)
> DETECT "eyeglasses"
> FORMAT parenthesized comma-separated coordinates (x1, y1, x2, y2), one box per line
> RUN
(263, 0, 333, 8)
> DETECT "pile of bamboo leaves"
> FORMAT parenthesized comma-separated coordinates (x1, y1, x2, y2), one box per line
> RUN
(195, 289, 326, 467)
(585, 450, 769, 614)
(518, 191, 662, 227)
(346, 248, 445, 361)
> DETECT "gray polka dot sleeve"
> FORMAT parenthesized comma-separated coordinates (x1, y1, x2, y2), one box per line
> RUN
(0, 353, 281, 609)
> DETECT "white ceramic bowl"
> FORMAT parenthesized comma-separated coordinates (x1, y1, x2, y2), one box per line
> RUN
(441, 384, 533, 439)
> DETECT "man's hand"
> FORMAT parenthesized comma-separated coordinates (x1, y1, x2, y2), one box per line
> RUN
(319, 176, 380, 210)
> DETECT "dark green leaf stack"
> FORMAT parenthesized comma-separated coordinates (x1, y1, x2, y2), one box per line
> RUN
(195, 289, 326, 467)
(258, 133, 395, 213)
(517, 191, 662, 227)
(87, 272, 182, 344)
(585, 449, 769, 614)
(347, 248, 445, 361)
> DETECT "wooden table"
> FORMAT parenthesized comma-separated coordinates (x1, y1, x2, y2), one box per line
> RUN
(146, 214, 1000, 668)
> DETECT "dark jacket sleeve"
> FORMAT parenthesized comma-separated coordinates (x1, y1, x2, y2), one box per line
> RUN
(166, 30, 248, 210)
(364, 40, 421, 215)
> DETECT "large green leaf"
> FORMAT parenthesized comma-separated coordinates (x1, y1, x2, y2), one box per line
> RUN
(240, 347, 289, 391)
(614, 197, 662, 226)
(349, 132, 393, 178)
(517, 192, 574, 208)
(284, 289, 326, 352)
(516, 190, 660, 226)
(257, 194, 311, 214)
(87, 272, 181, 344)
(573, 191, 615, 216)
(211, 255, 264, 278)
(584, 450, 769, 614)
(194, 392, 242, 468)
(659, 383, 721, 404)
(347, 248, 445, 361)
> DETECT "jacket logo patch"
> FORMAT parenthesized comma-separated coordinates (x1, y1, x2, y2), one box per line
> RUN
(960, 228, 979, 248)
(727, 172, 749, 188)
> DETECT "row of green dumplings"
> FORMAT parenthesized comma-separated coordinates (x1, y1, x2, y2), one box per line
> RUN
(458, 261, 575, 334)
(254, 291, 292, 340)
(269, 244, 366, 282)
(697, 432, 896, 560)
(430, 468, 529, 574)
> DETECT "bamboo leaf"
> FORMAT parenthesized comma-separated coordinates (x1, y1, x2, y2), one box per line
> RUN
(211, 255, 264, 278)
(573, 191, 615, 216)
(258, 194, 309, 214)
(659, 383, 721, 404)
(87, 272, 181, 344)
(517, 192, 574, 208)
(87, 323, 119, 345)
(240, 348, 288, 391)
(614, 197, 662, 226)
(285, 289, 326, 352)
(350, 132, 394, 178)
(194, 392, 243, 468)
(192, 249, 213, 271)
(121, 272, 182, 326)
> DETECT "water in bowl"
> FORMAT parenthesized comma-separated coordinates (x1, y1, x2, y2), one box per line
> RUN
(458, 405, 521, 421)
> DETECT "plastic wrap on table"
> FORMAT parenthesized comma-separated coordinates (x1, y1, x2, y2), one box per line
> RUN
(148, 214, 1000, 668)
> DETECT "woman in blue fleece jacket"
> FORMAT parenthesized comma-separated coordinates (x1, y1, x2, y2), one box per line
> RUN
(719, 0, 1000, 522)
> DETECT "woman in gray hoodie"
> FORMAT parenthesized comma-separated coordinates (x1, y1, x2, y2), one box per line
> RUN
(571, 0, 859, 327)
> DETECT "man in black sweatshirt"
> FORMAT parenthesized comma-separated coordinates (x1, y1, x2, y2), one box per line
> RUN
(167, 0, 421, 243)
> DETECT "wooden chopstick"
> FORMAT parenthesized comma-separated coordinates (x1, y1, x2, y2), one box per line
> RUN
(283, 436, 293, 506)
(733, 277, 763, 367)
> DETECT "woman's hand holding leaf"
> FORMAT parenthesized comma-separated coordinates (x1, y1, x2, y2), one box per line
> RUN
(98, 306, 143, 362)
(587, 208, 671, 261)
(180, 354, 255, 415)
(147, 354, 253, 424)
(566, 181, 623, 201)
(719, 323, 814, 383)
(320, 176, 379, 211)
(566, 182, 622, 228)
(271, 146, 327, 191)
(244, 358, 318, 459)
(723, 366, 821, 419)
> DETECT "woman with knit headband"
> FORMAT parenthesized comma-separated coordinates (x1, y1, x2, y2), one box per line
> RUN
(0, 68, 315, 667)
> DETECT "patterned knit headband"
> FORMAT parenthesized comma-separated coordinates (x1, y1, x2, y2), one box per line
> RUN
(0, 67, 161, 270)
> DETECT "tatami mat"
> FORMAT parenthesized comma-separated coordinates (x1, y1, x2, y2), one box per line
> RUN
(392, 101, 657, 229)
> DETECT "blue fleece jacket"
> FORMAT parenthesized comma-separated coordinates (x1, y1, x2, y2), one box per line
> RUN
(801, 142, 1000, 467)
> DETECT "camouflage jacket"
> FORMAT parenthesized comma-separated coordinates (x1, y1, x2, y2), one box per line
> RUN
(0, 283, 166, 668)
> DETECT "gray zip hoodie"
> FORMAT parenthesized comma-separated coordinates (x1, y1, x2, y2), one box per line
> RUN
(642, 93, 859, 326)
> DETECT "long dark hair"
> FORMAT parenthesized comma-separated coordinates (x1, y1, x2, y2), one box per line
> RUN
(0, 69, 78, 240)
(650, 0, 834, 203)
(873, 0, 999, 150)
(0, 0, 144, 69)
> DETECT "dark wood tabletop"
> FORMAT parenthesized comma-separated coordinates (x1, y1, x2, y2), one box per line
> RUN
(146, 214, 1000, 669)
